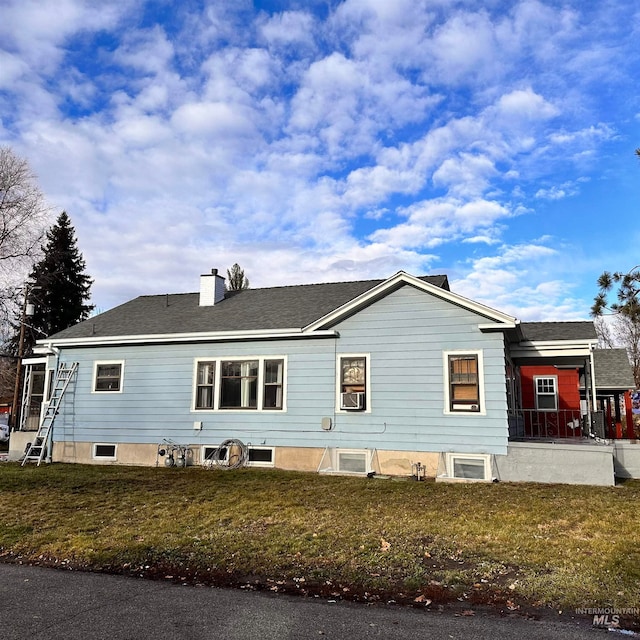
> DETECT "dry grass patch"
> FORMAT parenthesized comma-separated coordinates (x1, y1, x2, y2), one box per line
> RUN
(1, 463, 639, 611)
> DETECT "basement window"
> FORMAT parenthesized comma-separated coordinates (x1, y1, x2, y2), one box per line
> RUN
(247, 447, 274, 467)
(318, 448, 376, 476)
(92, 443, 117, 460)
(337, 450, 368, 474)
(201, 444, 228, 466)
(446, 453, 490, 481)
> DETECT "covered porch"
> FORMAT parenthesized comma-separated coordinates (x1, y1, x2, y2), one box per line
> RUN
(7, 357, 50, 461)
(507, 321, 600, 442)
(502, 323, 636, 485)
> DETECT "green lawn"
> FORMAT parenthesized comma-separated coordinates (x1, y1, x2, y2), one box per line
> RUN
(1, 463, 639, 612)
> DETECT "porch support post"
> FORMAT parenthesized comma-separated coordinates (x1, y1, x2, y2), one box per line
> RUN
(612, 392, 622, 439)
(605, 397, 612, 439)
(625, 390, 635, 439)
(589, 350, 597, 411)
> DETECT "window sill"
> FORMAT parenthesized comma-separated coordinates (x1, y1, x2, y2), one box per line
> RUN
(191, 408, 285, 413)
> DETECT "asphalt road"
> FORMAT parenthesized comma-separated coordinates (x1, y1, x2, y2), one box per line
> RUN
(0, 563, 617, 639)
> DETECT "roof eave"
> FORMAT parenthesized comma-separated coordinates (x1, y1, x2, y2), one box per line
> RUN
(38, 328, 339, 348)
(510, 338, 598, 359)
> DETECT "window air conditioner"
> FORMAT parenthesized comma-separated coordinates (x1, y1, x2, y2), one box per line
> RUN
(341, 392, 365, 410)
(452, 403, 479, 412)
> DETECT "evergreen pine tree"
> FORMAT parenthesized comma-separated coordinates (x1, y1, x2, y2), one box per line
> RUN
(226, 263, 250, 291)
(20, 212, 93, 355)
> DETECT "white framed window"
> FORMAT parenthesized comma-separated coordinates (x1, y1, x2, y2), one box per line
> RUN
(446, 453, 490, 480)
(201, 444, 229, 466)
(247, 446, 274, 467)
(336, 354, 370, 412)
(337, 449, 369, 474)
(195, 361, 216, 409)
(220, 360, 259, 409)
(192, 357, 287, 412)
(93, 361, 124, 393)
(443, 350, 485, 415)
(92, 443, 117, 460)
(534, 376, 558, 411)
(318, 448, 375, 475)
(263, 359, 284, 410)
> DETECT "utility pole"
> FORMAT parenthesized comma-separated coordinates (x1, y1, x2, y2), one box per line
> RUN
(10, 283, 37, 431)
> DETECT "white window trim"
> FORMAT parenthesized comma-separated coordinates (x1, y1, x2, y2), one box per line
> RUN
(92, 443, 117, 460)
(335, 353, 371, 414)
(443, 350, 486, 416)
(92, 360, 125, 394)
(191, 356, 287, 413)
(246, 446, 275, 467)
(534, 375, 558, 411)
(446, 452, 491, 481)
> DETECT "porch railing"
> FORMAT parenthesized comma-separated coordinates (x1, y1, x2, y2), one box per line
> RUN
(509, 409, 584, 440)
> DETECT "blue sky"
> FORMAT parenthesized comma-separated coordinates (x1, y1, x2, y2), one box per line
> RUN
(1, 0, 639, 320)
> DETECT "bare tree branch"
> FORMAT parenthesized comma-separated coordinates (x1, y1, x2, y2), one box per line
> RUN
(0, 146, 49, 269)
(594, 316, 615, 349)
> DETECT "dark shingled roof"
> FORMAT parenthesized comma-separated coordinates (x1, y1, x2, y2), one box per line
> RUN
(520, 321, 597, 342)
(49, 275, 450, 340)
(592, 349, 635, 391)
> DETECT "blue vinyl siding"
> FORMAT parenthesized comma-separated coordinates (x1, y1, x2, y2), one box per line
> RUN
(52, 284, 508, 454)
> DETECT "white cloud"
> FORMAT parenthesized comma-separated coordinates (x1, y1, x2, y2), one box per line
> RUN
(0, 0, 634, 321)
(535, 184, 576, 200)
(432, 153, 498, 197)
(0, 51, 30, 88)
(495, 88, 559, 121)
(548, 123, 615, 146)
(426, 10, 502, 84)
(171, 102, 257, 138)
(369, 197, 513, 250)
(0, 0, 130, 75)
(259, 10, 317, 49)
(113, 26, 175, 75)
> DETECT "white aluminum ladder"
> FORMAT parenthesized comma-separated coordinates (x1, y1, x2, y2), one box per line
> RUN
(22, 362, 78, 466)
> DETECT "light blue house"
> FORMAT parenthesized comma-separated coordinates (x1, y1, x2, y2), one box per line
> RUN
(12, 270, 634, 485)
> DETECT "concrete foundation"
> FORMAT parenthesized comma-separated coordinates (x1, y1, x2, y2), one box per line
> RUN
(276, 447, 324, 472)
(495, 441, 615, 486)
(11, 434, 640, 486)
(7, 431, 33, 462)
(13, 438, 442, 478)
(613, 440, 640, 479)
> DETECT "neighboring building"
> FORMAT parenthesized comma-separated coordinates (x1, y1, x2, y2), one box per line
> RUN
(10, 270, 638, 485)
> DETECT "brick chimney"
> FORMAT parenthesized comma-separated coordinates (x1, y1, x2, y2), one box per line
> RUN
(199, 269, 226, 306)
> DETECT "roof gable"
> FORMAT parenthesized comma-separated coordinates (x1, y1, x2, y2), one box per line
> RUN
(305, 271, 517, 330)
